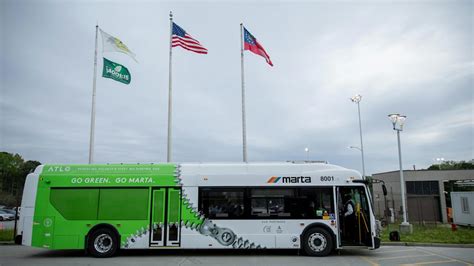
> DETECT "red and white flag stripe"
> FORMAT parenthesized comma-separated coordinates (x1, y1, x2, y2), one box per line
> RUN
(172, 34, 208, 54)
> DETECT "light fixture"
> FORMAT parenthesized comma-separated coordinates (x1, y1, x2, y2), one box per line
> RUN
(388, 113, 407, 131)
(350, 94, 362, 103)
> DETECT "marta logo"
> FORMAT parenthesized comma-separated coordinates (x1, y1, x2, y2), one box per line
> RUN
(267, 176, 312, 184)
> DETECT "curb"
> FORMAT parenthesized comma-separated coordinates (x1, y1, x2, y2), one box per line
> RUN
(382, 242, 474, 248)
(0, 241, 15, 245)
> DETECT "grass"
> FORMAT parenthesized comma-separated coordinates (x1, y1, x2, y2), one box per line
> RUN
(381, 223, 474, 244)
(0, 229, 14, 242)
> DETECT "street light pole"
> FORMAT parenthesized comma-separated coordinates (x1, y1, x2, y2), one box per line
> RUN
(388, 113, 412, 233)
(396, 129, 408, 224)
(350, 94, 366, 179)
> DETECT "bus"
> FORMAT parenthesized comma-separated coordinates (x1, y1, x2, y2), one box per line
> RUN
(17, 162, 381, 257)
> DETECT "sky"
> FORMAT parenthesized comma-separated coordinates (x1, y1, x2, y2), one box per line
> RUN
(1, 0, 472, 175)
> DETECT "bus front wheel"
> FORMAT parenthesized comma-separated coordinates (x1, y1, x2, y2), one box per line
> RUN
(87, 227, 119, 258)
(302, 227, 333, 256)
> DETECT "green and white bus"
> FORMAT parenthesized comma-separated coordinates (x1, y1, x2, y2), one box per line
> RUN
(17, 162, 381, 257)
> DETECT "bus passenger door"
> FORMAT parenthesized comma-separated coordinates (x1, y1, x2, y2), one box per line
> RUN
(150, 188, 181, 247)
(151, 188, 165, 246)
(335, 187, 342, 248)
(166, 188, 181, 246)
(337, 186, 372, 247)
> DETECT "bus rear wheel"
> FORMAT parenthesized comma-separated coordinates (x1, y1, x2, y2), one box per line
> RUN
(302, 227, 333, 256)
(87, 227, 119, 258)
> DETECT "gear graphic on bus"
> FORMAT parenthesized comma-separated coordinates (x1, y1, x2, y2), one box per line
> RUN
(176, 165, 265, 249)
(123, 164, 265, 249)
(123, 226, 150, 248)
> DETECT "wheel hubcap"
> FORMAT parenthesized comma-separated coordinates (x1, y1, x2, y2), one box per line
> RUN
(308, 232, 327, 252)
(94, 234, 113, 253)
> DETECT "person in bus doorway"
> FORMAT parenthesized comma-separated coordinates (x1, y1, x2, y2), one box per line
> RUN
(343, 194, 356, 242)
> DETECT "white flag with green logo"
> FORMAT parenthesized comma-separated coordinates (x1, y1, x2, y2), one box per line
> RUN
(100, 28, 137, 62)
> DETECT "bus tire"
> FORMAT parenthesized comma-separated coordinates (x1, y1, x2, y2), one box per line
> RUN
(302, 227, 333, 257)
(87, 227, 119, 258)
(15, 235, 22, 245)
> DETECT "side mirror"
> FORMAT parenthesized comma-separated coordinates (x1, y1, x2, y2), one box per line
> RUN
(382, 184, 388, 196)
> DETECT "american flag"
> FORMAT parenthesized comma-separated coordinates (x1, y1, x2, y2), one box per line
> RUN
(172, 23, 208, 54)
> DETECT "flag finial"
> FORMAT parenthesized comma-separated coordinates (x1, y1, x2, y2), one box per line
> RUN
(170, 11, 173, 19)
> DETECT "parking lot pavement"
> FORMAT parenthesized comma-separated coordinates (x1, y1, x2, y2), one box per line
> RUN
(0, 245, 472, 266)
(352, 246, 473, 266)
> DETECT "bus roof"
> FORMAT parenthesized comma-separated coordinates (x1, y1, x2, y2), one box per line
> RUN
(36, 162, 357, 175)
(36, 162, 363, 184)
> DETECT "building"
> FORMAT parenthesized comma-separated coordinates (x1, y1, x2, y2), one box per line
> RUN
(372, 169, 474, 224)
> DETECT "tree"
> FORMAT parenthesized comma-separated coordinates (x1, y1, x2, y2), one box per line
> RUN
(17, 160, 41, 197)
(0, 152, 41, 206)
(427, 160, 474, 170)
(0, 152, 23, 194)
(427, 164, 439, 170)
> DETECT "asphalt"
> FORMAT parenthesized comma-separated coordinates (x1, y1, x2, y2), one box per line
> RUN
(382, 242, 474, 248)
(0, 244, 472, 266)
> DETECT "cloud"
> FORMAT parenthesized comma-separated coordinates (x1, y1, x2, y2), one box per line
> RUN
(1, 1, 472, 175)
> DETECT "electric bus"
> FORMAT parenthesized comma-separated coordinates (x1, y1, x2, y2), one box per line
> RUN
(17, 162, 381, 257)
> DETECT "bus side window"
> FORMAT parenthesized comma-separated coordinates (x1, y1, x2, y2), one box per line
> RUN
(249, 189, 295, 218)
(299, 188, 334, 219)
(199, 188, 245, 219)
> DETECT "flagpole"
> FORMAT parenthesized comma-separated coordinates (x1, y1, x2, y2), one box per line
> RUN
(240, 23, 248, 163)
(167, 11, 173, 163)
(88, 24, 99, 164)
